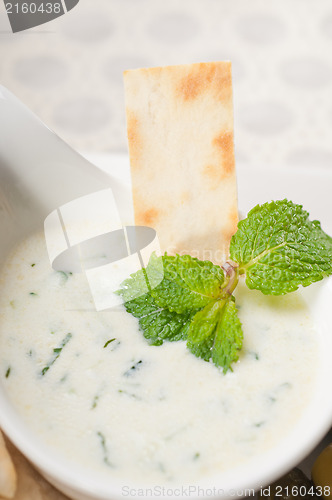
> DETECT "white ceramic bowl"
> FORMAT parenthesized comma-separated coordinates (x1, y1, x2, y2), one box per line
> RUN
(0, 89, 332, 499)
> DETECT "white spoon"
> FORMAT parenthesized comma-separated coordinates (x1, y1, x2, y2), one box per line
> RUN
(0, 86, 162, 310)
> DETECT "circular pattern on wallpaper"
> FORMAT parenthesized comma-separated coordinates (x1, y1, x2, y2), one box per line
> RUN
(146, 11, 200, 44)
(61, 7, 114, 42)
(12, 55, 68, 88)
(1, 0, 332, 168)
(53, 98, 112, 134)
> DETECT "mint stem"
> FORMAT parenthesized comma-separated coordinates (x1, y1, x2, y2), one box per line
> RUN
(222, 261, 239, 296)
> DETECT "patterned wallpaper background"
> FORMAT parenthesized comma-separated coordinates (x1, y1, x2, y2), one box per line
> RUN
(1, 0, 332, 170)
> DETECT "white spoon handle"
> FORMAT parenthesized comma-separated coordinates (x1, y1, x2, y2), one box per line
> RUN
(0, 85, 111, 216)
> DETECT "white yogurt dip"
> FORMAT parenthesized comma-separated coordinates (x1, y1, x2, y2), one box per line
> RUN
(0, 233, 318, 484)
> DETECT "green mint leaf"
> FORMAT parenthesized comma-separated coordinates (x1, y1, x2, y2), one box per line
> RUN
(118, 252, 242, 372)
(123, 292, 194, 346)
(150, 254, 225, 314)
(230, 199, 332, 295)
(116, 252, 162, 303)
(211, 299, 243, 373)
(117, 253, 226, 315)
(187, 335, 214, 363)
(117, 198, 331, 374)
(187, 300, 224, 343)
(187, 299, 243, 373)
(163, 254, 225, 298)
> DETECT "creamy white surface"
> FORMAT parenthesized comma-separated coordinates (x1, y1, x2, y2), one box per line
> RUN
(0, 233, 318, 484)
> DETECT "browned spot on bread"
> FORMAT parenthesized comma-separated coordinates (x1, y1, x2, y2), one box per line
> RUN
(177, 62, 232, 102)
(126, 110, 141, 163)
(213, 63, 232, 101)
(212, 131, 235, 175)
(137, 207, 160, 227)
(202, 164, 223, 188)
(229, 206, 239, 227)
(178, 63, 216, 101)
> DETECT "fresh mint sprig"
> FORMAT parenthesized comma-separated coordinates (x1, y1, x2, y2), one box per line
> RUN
(230, 199, 332, 295)
(117, 199, 332, 373)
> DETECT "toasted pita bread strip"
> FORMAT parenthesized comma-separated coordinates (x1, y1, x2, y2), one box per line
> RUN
(0, 431, 17, 499)
(124, 61, 238, 265)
